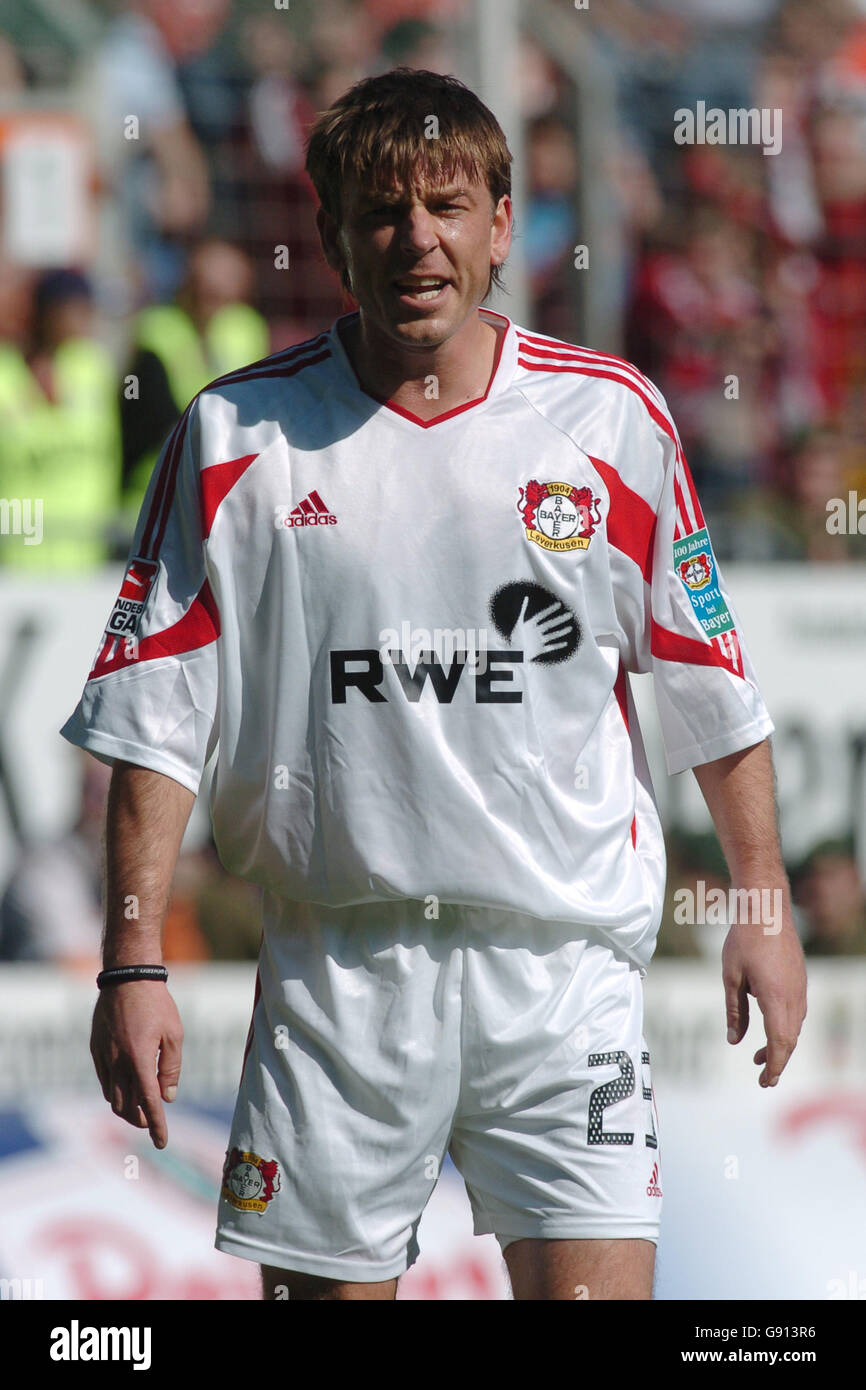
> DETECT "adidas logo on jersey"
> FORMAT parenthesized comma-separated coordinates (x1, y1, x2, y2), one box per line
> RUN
(274, 491, 338, 528)
(646, 1162, 662, 1198)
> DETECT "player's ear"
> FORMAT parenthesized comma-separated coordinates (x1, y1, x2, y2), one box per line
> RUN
(491, 193, 512, 264)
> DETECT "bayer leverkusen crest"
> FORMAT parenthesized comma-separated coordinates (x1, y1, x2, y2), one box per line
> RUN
(221, 1148, 281, 1214)
(677, 553, 712, 589)
(518, 480, 601, 553)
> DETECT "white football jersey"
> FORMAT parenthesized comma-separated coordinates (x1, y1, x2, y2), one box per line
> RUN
(61, 308, 773, 969)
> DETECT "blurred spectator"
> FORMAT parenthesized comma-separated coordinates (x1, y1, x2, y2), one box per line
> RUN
(243, 14, 310, 179)
(724, 424, 866, 559)
(782, 427, 866, 560)
(627, 200, 774, 509)
(792, 838, 866, 954)
(79, 0, 216, 306)
(0, 751, 244, 965)
(228, 12, 349, 346)
(589, 0, 697, 178)
(120, 238, 269, 526)
(363, 0, 467, 24)
(805, 94, 866, 435)
(379, 17, 459, 74)
(0, 32, 26, 95)
(0, 753, 110, 968)
(306, 0, 379, 109)
(525, 115, 579, 290)
(516, 36, 563, 121)
(0, 268, 121, 572)
(523, 114, 582, 341)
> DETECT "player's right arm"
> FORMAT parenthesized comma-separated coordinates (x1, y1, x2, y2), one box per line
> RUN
(61, 395, 220, 1147)
(91, 761, 195, 1149)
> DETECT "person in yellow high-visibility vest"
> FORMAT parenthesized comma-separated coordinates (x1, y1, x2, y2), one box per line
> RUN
(121, 239, 269, 526)
(0, 268, 122, 572)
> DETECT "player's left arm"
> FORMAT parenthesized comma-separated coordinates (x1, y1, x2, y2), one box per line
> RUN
(692, 736, 807, 1088)
(611, 380, 805, 1084)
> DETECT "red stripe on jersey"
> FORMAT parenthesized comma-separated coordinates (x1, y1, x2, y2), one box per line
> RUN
(673, 459, 704, 538)
(88, 578, 220, 679)
(516, 357, 680, 451)
(517, 339, 707, 543)
(651, 618, 740, 678)
(222, 349, 332, 387)
(516, 334, 665, 406)
(613, 665, 637, 847)
(589, 455, 657, 582)
(679, 449, 704, 523)
(672, 470, 691, 540)
(200, 454, 259, 538)
(721, 632, 742, 673)
(211, 335, 330, 390)
(140, 411, 188, 560)
(298, 497, 315, 516)
(192, 336, 330, 401)
(307, 489, 328, 514)
(240, 964, 262, 1084)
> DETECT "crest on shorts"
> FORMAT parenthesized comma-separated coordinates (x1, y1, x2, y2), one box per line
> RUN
(221, 1147, 281, 1214)
(517, 479, 601, 553)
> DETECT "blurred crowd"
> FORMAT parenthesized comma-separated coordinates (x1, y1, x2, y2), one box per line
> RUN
(0, 0, 861, 570)
(0, 0, 863, 964)
(528, 0, 866, 559)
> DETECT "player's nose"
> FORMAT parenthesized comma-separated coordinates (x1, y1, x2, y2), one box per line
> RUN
(396, 204, 439, 254)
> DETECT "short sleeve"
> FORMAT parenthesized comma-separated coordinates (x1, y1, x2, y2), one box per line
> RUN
(60, 398, 219, 795)
(631, 407, 774, 776)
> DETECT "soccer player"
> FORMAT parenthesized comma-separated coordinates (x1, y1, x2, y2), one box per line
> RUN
(61, 68, 807, 1301)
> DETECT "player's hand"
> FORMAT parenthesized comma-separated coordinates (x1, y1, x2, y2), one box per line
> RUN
(90, 981, 183, 1149)
(721, 906, 807, 1088)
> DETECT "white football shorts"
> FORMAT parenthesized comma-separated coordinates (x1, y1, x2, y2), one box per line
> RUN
(213, 896, 662, 1282)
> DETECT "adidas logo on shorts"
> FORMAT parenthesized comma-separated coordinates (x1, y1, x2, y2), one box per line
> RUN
(646, 1161, 662, 1198)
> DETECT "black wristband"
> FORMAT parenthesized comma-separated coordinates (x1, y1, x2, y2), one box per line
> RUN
(97, 965, 168, 989)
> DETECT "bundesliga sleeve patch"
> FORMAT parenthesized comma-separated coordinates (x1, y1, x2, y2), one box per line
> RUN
(673, 528, 734, 636)
(105, 557, 159, 638)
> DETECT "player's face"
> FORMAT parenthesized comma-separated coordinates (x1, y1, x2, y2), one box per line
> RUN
(318, 167, 511, 350)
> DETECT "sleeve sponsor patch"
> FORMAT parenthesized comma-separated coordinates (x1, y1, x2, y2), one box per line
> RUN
(105, 557, 159, 637)
(672, 528, 734, 637)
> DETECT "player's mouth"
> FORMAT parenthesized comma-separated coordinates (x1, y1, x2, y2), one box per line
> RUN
(392, 277, 451, 307)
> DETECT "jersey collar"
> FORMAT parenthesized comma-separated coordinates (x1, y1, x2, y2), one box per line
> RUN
(329, 306, 518, 429)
